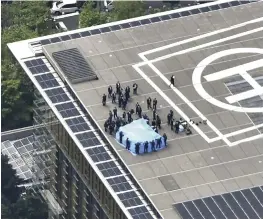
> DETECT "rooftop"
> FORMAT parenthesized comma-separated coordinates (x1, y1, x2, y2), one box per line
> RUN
(8, 1, 263, 218)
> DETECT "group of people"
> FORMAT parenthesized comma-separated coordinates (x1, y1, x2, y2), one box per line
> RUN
(118, 131, 168, 155)
(102, 81, 138, 108)
(167, 110, 192, 135)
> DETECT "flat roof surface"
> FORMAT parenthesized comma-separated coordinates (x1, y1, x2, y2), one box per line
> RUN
(9, 1, 263, 218)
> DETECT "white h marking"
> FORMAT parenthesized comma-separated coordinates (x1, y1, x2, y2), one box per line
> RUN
(204, 59, 263, 104)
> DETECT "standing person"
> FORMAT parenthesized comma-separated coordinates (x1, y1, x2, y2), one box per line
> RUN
(153, 109, 157, 120)
(104, 120, 108, 132)
(112, 92, 116, 103)
(109, 110, 113, 122)
(118, 95, 122, 108)
(171, 119, 175, 130)
(122, 111, 126, 120)
(126, 138, 130, 151)
(116, 81, 121, 94)
(135, 102, 140, 115)
(113, 107, 118, 119)
(127, 111, 132, 123)
(108, 85, 113, 98)
(119, 131, 124, 144)
(167, 113, 171, 126)
(138, 106, 142, 118)
(156, 115, 161, 129)
(144, 141, 149, 153)
(157, 137, 162, 149)
(147, 97, 152, 110)
(170, 75, 175, 87)
(163, 133, 167, 146)
(153, 98, 157, 110)
(102, 94, 107, 106)
(133, 83, 138, 95)
(170, 110, 174, 121)
(109, 123, 114, 135)
(122, 98, 127, 110)
(175, 121, 180, 134)
(151, 140, 156, 152)
(135, 142, 140, 154)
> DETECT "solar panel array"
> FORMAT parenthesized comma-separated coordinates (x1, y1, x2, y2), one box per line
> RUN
(52, 48, 98, 84)
(38, 0, 254, 47)
(24, 57, 158, 219)
(174, 186, 263, 219)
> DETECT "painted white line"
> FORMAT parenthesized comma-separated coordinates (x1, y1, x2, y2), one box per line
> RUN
(204, 59, 263, 82)
(148, 27, 263, 64)
(140, 17, 263, 57)
(226, 88, 263, 104)
(241, 69, 263, 90)
(193, 48, 263, 113)
(224, 123, 263, 138)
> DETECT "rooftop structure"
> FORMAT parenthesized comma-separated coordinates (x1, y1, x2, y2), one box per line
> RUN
(8, 1, 263, 219)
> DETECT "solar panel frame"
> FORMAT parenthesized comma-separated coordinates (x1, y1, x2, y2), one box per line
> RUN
(184, 201, 204, 219)
(97, 161, 122, 178)
(120, 23, 131, 29)
(70, 33, 81, 39)
(76, 131, 101, 148)
(90, 29, 101, 35)
(40, 39, 51, 45)
(55, 102, 80, 118)
(193, 199, 215, 219)
(160, 15, 171, 21)
(150, 17, 161, 23)
(107, 175, 133, 193)
(45, 87, 70, 104)
(129, 206, 154, 219)
(241, 189, 263, 217)
(50, 37, 61, 43)
(209, 4, 221, 11)
(140, 19, 151, 25)
(170, 13, 181, 18)
(180, 11, 191, 17)
(203, 197, 226, 219)
(190, 9, 201, 15)
(100, 27, 111, 33)
(60, 35, 71, 41)
(118, 191, 143, 208)
(230, 1, 241, 6)
(200, 6, 211, 13)
(110, 25, 121, 31)
(80, 31, 91, 37)
(65, 116, 91, 133)
(86, 146, 111, 163)
(130, 21, 141, 27)
(219, 2, 231, 9)
(35, 73, 60, 89)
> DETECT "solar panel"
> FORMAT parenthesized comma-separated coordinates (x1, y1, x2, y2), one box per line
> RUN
(160, 15, 171, 21)
(200, 7, 211, 13)
(130, 21, 141, 27)
(170, 13, 181, 18)
(55, 102, 80, 118)
(40, 39, 51, 45)
(50, 37, 61, 43)
(209, 4, 221, 10)
(107, 176, 132, 193)
(52, 48, 98, 84)
(65, 116, 91, 133)
(45, 87, 70, 104)
(184, 201, 203, 219)
(232, 191, 259, 219)
(90, 29, 101, 35)
(180, 11, 191, 17)
(118, 191, 143, 208)
(60, 35, 71, 41)
(193, 199, 214, 219)
(230, 1, 241, 6)
(35, 73, 59, 89)
(219, 2, 231, 8)
(120, 23, 131, 29)
(97, 161, 122, 178)
(86, 146, 111, 163)
(190, 9, 201, 15)
(110, 25, 121, 31)
(80, 31, 91, 37)
(70, 33, 81, 39)
(76, 131, 101, 148)
(150, 17, 161, 23)
(25, 59, 49, 75)
(129, 206, 154, 219)
(239, 1, 251, 4)
(140, 19, 151, 25)
(100, 27, 111, 33)
(241, 189, 263, 217)
(175, 187, 263, 219)
(223, 193, 248, 219)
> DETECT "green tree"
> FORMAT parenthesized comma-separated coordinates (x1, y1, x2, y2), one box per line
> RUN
(80, 3, 108, 28)
(1, 154, 24, 204)
(109, 1, 147, 21)
(13, 192, 49, 219)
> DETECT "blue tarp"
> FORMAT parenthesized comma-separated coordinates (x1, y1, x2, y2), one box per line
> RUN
(115, 119, 166, 155)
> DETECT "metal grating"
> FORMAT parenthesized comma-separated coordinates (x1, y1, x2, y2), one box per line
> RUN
(52, 48, 98, 84)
